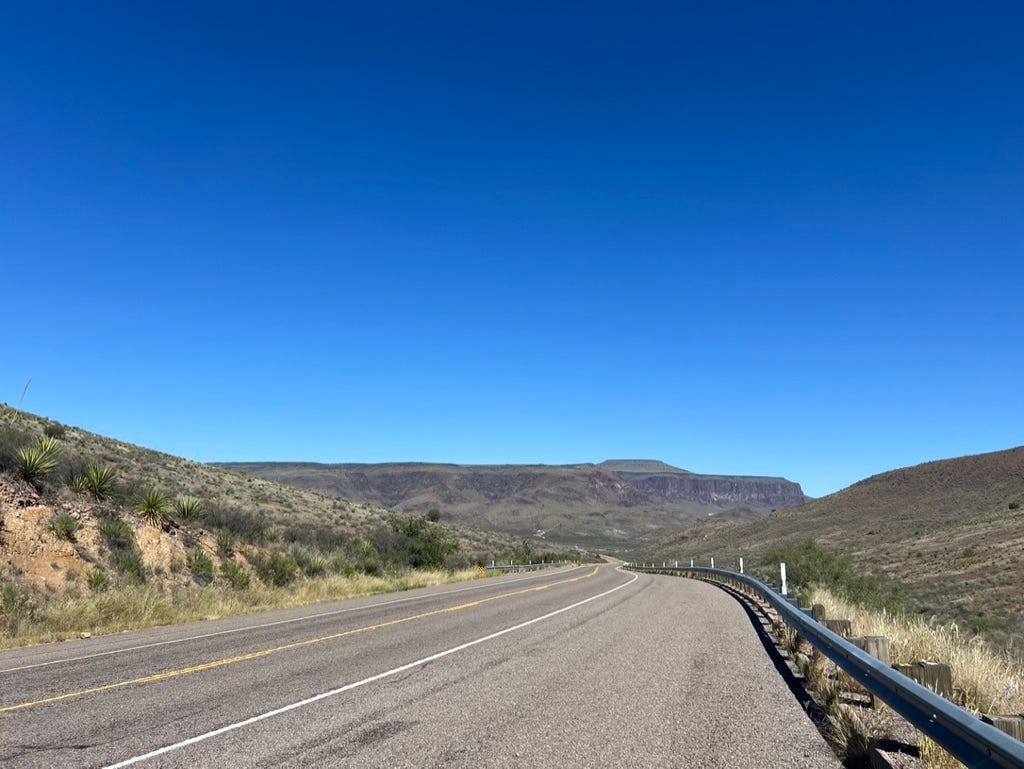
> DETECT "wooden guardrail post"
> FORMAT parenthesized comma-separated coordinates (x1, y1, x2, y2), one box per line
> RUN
(811, 603, 826, 621)
(982, 715, 1024, 742)
(893, 661, 953, 698)
(851, 636, 891, 709)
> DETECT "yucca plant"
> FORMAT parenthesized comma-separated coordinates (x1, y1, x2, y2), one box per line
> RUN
(17, 436, 62, 486)
(84, 463, 117, 499)
(98, 516, 135, 550)
(186, 548, 214, 585)
(47, 512, 83, 542)
(136, 489, 170, 527)
(86, 569, 110, 592)
(216, 529, 236, 557)
(69, 473, 89, 495)
(174, 495, 205, 523)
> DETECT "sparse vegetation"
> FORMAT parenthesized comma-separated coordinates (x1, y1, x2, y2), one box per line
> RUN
(186, 549, 215, 586)
(219, 560, 250, 590)
(86, 569, 111, 592)
(251, 551, 298, 587)
(99, 517, 135, 550)
(47, 512, 83, 542)
(216, 529, 237, 557)
(758, 540, 904, 612)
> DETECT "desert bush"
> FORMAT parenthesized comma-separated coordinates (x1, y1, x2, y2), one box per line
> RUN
(219, 560, 250, 590)
(216, 529, 237, 557)
(330, 553, 355, 577)
(112, 549, 146, 583)
(83, 463, 118, 499)
(99, 517, 135, 550)
(204, 505, 267, 543)
(1, 584, 38, 637)
(17, 436, 62, 486)
(174, 495, 205, 523)
(47, 512, 83, 542)
(85, 569, 110, 592)
(758, 540, 904, 611)
(43, 422, 66, 439)
(251, 551, 298, 587)
(136, 489, 170, 527)
(186, 549, 214, 586)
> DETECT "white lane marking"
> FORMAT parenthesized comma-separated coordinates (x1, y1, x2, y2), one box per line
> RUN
(0, 566, 586, 674)
(102, 568, 640, 769)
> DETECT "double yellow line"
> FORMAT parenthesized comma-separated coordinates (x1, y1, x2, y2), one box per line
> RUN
(1, 566, 600, 714)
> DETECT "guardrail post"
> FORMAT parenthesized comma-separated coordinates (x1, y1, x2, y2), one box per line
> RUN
(780, 563, 788, 596)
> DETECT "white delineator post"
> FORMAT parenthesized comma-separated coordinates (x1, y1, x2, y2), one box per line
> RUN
(690, 559, 694, 568)
(780, 562, 788, 596)
(710, 557, 715, 569)
(739, 557, 744, 574)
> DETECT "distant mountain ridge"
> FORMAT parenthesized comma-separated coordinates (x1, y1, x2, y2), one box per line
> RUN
(215, 460, 809, 548)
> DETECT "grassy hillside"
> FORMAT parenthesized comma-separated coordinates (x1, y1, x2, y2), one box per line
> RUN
(647, 447, 1024, 646)
(0, 406, 543, 573)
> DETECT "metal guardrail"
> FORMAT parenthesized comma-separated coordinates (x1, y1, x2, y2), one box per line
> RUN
(484, 560, 575, 573)
(625, 564, 1024, 769)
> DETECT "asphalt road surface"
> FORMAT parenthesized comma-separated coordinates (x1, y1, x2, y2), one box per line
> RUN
(0, 566, 840, 768)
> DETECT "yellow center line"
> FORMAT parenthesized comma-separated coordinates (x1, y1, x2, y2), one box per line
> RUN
(1, 566, 602, 714)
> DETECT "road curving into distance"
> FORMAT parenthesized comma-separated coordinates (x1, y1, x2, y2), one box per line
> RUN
(0, 565, 840, 768)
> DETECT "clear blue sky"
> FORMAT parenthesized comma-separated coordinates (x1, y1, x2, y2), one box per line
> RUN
(2, 2, 1021, 498)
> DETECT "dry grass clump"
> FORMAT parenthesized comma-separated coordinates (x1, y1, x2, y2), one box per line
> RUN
(0, 568, 483, 650)
(808, 587, 1024, 715)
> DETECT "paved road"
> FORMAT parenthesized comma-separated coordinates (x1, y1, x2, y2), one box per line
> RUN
(0, 566, 840, 768)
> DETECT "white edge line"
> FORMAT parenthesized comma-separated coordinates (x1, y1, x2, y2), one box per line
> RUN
(0, 566, 587, 674)
(102, 568, 640, 769)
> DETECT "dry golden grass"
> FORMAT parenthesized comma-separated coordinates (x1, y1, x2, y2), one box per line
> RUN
(809, 587, 1024, 714)
(0, 568, 484, 650)
(808, 586, 1023, 769)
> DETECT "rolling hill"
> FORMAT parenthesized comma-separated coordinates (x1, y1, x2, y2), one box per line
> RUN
(215, 459, 809, 549)
(646, 446, 1024, 645)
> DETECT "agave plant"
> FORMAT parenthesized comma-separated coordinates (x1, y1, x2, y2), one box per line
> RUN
(136, 489, 170, 527)
(17, 436, 62, 485)
(84, 463, 117, 499)
(174, 494, 205, 523)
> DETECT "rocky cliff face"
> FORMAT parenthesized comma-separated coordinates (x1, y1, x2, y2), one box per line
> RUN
(621, 473, 807, 508)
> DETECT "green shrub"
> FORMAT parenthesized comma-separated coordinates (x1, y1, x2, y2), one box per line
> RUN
(17, 436, 62, 486)
(43, 422, 66, 439)
(330, 553, 355, 577)
(136, 489, 170, 527)
(98, 517, 135, 550)
(83, 463, 117, 499)
(216, 529, 237, 557)
(186, 549, 215, 586)
(758, 541, 904, 612)
(86, 569, 110, 592)
(220, 560, 251, 590)
(174, 495, 205, 523)
(252, 551, 298, 587)
(47, 512, 83, 542)
(112, 549, 146, 583)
